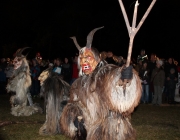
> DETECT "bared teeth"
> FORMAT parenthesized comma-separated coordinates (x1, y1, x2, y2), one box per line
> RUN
(83, 65, 90, 70)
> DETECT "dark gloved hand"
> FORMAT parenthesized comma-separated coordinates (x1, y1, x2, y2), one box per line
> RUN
(121, 65, 133, 80)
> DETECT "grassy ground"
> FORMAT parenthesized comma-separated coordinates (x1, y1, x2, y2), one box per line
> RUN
(0, 94, 180, 140)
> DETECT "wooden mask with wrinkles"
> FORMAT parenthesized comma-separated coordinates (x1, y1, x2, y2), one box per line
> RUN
(70, 27, 104, 75)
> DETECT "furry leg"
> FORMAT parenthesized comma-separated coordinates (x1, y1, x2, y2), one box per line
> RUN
(27, 92, 33, 106)
(60, 103, 83, 138)
(86, 113, 136, 140)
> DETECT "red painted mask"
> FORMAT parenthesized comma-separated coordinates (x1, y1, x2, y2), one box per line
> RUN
(79, 48, 98, 75)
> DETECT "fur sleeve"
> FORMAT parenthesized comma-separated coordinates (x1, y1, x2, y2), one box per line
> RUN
(97, 66, 142, 115)
(6, 71, 31, 93)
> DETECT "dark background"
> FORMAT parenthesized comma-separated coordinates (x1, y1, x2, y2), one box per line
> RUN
(0, 0, 180, 62)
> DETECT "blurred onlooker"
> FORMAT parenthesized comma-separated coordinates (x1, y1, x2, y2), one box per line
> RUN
(35, 52, 42, 65)
(139, 61, 150, 104)
(148, 53, 157, 103)
(164, 57, 178, 102)
(151, 60, 165, 105)
(0, 58, 7, 71)
(53, 58, 57, 67)
(53, 58, 62, 76)
(100, 51, 107, 61)
(164, 57, 178, 78)
(6, 58, 11, 64)
(134, 59, 143, 75)
(48, 63, 54, 68)
(137, 49, 148, 63)
(166, 68, 178, 104)
(39, 60, 48, 72)
(148, 53, 157, 75)
(61, 57, 72, 84)
(116, 56, 124, 67)
(30, 59, 41, 97)
(70, 55, 79, 85)
(105, 51, 116, 64)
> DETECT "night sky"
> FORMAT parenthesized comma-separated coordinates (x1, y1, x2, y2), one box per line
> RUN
(1, 0, 180, 62)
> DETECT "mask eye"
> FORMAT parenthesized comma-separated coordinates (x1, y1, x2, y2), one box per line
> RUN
(17, 58, 21, 61)
(13, 60, 17, 64)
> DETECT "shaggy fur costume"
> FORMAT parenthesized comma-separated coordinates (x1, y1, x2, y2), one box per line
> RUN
(60, 60, 142, 140)
(38, 68, 70, 135)
(6, 48, 42, 116)
(60, 27, 142, 140)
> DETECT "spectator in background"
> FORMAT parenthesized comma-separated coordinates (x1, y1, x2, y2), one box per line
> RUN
(135, 59, 143, 75)
(164, 57, 178, 78)
(148, 53, 157, 76)
(30, 58, 41, 97)
(53, 58, 57, 67)
(166, 68, 178, 104)
(70, 55, 79, 85)
(53, 58, 62, 76)
(148, 53, 157, 103)
(137, 49, 148, 63)
(39, 60, 48, 72)
(105, 51, 116, 64)
(151, 60, 165, 106)
(35, 52, 42, 65)
(0, 58, 7, 72)
(61, 57, 72, 84)
(116, 56, 124, 67)
(139, 61, 150, 104)
(48, 62, 54, 68)
(164, 57, 178, 102)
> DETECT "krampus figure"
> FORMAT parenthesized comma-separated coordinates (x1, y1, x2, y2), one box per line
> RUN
(60, 27, 142, 140)
(6, 47, 43, 116)
(38, 67, 70, 135)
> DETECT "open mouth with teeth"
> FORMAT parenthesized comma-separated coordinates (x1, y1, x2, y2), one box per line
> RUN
(82, 64, 91, 71)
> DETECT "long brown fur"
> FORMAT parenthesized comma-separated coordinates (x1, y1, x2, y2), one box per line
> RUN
(39, 68, 70, 135)
(60, 60, 142, 140)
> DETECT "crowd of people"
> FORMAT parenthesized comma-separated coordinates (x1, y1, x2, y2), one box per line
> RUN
(101, 49, 180, 105)
(134, 49, 180, 105)
(0, 49, 180, 106)
(0, 53, 79, 97)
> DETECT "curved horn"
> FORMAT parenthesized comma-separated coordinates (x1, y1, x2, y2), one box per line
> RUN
(70, 37, 82, 51)
(16, 47, 31, 57)
(86, 26, 104, 49)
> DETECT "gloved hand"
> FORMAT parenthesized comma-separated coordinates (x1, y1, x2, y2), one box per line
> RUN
(121, 65, 133, 80)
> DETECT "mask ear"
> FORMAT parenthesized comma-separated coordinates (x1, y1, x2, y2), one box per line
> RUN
(86, 26, 104, 49)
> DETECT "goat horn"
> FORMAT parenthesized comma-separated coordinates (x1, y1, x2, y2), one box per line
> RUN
(86, 26, 104, 49)
(70, 37, 82, 51)
(16, 47, 31, 57)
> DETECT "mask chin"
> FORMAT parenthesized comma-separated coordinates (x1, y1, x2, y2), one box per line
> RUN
(81, 64, 92, 74)
(82, 64, 90, 71)
(13, 57, 23, 69)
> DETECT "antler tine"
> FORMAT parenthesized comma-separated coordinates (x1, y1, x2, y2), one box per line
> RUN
(86, 26, 104, 49)
(70, 36, 82, 51)
(16, 47, 31, 57)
